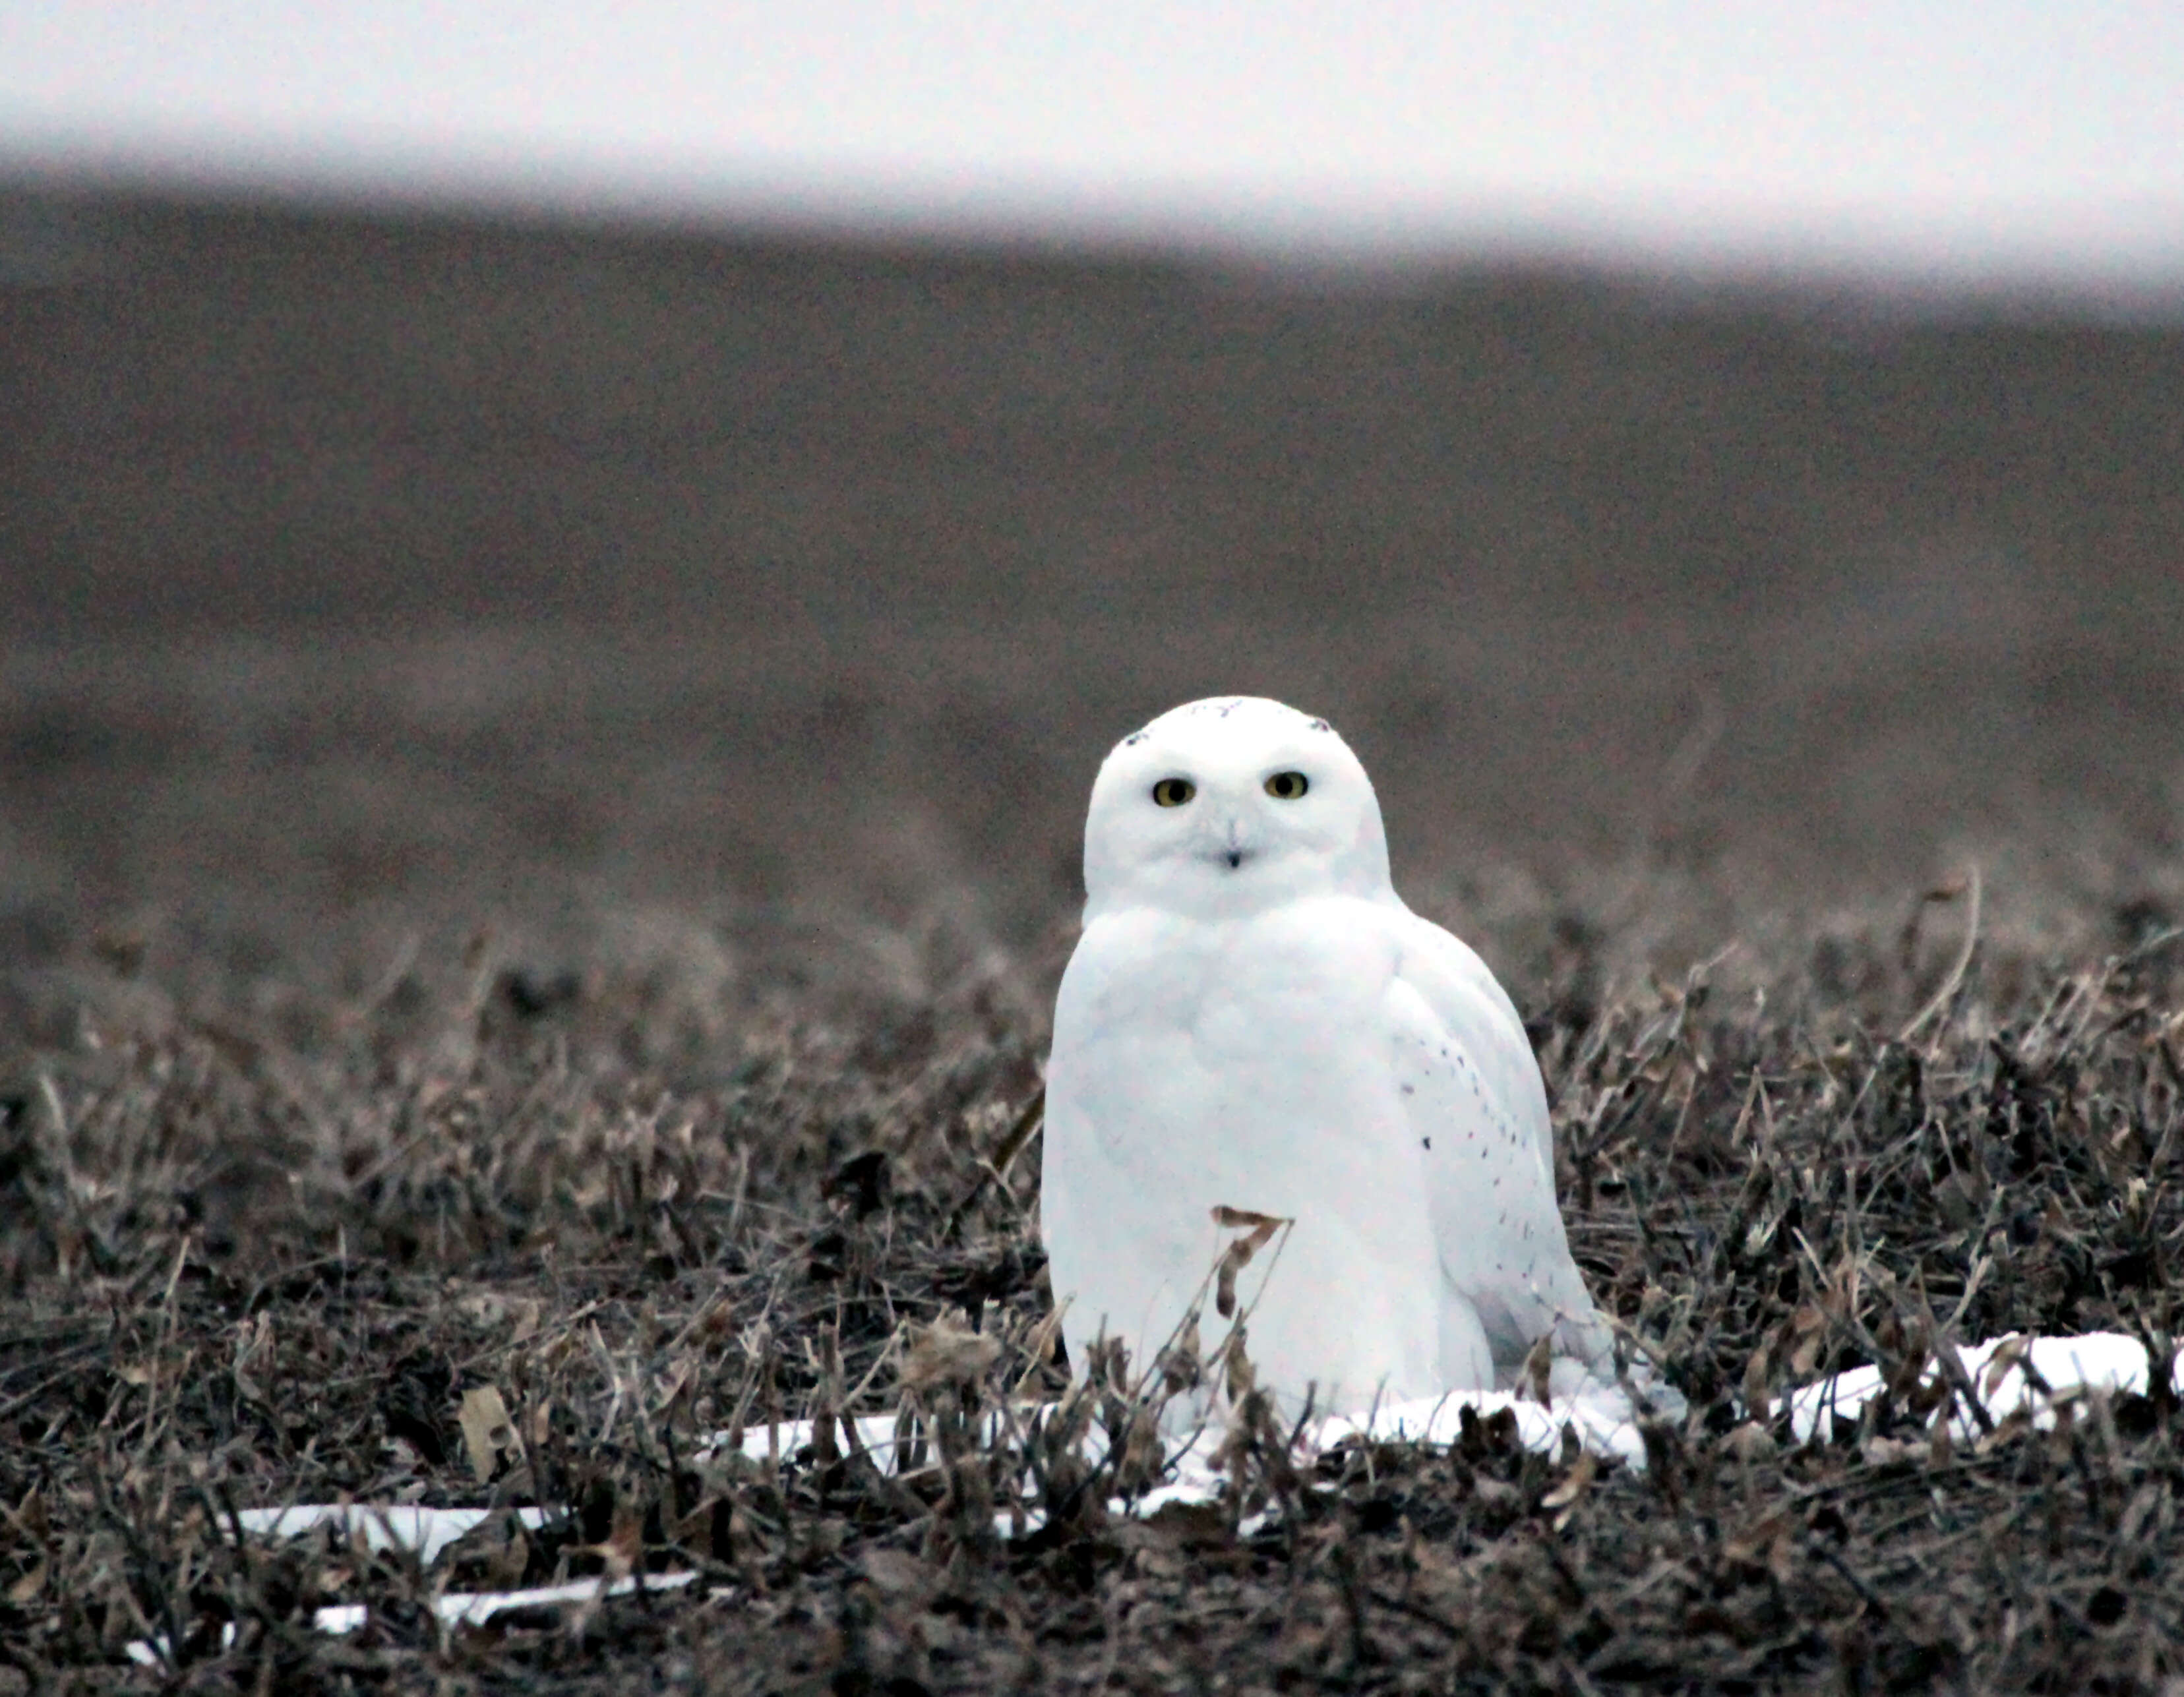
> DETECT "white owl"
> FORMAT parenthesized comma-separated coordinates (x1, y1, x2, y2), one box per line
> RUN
(1041, 696, 1629, 1421)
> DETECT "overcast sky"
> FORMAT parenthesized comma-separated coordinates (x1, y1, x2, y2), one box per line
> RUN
(5, 1, 2182, 281)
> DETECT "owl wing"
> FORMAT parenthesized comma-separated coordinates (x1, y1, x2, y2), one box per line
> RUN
(1382, 907, 1610, 1379)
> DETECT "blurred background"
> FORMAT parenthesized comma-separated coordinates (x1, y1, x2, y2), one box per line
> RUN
(3, 1, 2181, 1022)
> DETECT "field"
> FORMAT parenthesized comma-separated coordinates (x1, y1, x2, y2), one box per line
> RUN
(3, 183, 2184, 1691)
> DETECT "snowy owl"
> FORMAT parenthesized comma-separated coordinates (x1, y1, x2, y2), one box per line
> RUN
(1041, 695, 1626, 1421)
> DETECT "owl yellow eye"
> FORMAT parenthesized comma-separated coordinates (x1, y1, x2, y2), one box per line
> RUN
(1151, 777, 1196, 808)
(1264, 771, 1310, 800)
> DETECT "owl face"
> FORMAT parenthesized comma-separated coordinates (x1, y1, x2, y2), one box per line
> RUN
(1081, 697, 1394, 914)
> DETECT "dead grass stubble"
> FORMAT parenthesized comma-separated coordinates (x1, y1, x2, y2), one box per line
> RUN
(3, 904, 2184, 1692)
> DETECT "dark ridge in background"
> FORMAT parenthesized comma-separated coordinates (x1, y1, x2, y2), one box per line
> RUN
(1, 179, 2180, 977)
(7, 181, 2183, 637)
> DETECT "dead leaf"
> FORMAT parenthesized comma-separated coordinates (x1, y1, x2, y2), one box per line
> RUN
(1210, 1206, 1287, 1318)
(1156, 1312, 1203, 1396)
(231, 1313, 274, 1406)
(1981, 1335, 2030, 1396)
(1013, 1299, 1071, 1396)
(2120, 1483, 2162, 1543)
(5, 1485, 48, 1542)
(1211, 1206, 1287, 1231)
(1787, 1305, 1829, 1378)
(1540, 1450, 1596, 1520)
(1741, 1347, 1771, 1423)
(1115, 1408, 1166, 1494)
(1521, 1335, 1554, 1406)
(584, 1505, 641, 1583)
(1973, 1410, 2036, 1455)
(483, 1524, 530, 1590)
(901, 1311, 1002, 1392)
(1141, 1499, 1230, 1549)
(653, 1356, 694, 1412)
(1724, 1510, 1792, 1565)
(1220, 1325, 1257, 1402)
(458, 1385, 516, 1484)
(6, 1557, 45, 1605)
(859, 1547, 932, 1597)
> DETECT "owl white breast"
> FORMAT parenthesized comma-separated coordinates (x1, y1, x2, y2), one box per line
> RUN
(1041, 696, 1617, 1423)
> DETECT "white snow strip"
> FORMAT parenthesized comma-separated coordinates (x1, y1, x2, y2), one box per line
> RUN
(231, 1504, 556, 1566)
(725, 1412, 913, 1468)
(311, 1569, 698, 1636)
(1783, 1330, 2168, 1443)
(1312, 1385, 1656, 1468)
(125, 1572, 698, 1663)
(721, 1332, 2180, 1512)
(723, 1385, 1651, 1489)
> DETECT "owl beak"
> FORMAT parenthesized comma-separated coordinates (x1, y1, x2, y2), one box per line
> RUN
(1220, 819, 1248, 870)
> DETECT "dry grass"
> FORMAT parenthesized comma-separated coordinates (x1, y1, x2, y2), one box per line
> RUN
(4, 783, 2184, 1692)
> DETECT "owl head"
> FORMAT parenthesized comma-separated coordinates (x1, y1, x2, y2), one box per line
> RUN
(1081, 696, 1395, 916)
